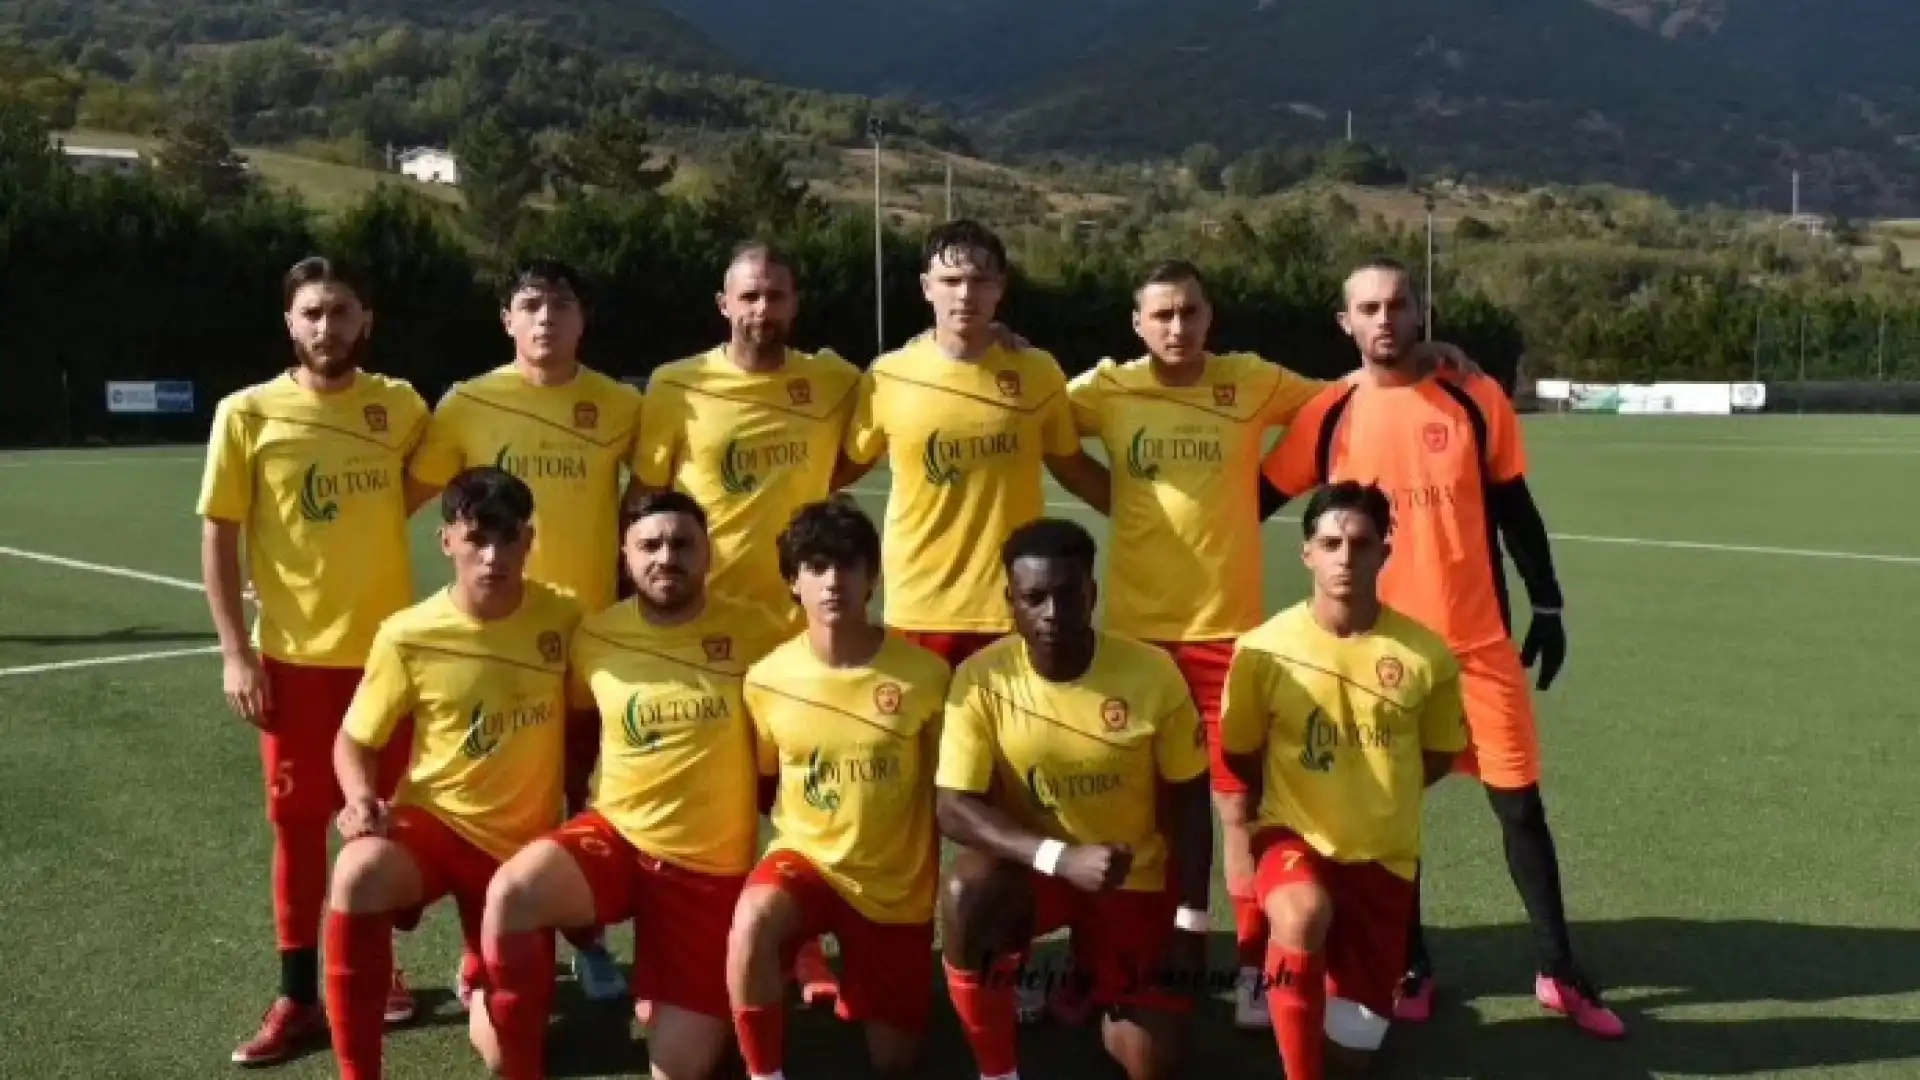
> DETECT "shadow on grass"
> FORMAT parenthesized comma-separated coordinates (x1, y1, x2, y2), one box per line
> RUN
(523, 919, 1920, 1079)
(0, 626, 216, 647)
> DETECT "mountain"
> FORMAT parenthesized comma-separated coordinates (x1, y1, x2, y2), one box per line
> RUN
(1, 0, 737, 73)
(666, 0, 1920, 214)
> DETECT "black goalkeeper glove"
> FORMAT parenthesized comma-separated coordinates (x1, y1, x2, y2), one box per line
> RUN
(1520, 609, 1566, 691)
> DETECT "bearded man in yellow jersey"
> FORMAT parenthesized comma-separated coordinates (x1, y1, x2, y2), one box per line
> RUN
(937, 519, 1215, 1080)
(838, 220, 1110, 670)
(1218, 482, 1467, 1080)
(321, 466, 580, 1079)
(727, 497, 950, 1080)
(198, 256, 439, 1066)
(467, 491, 791, 1080)
(408, 257, 644, 999)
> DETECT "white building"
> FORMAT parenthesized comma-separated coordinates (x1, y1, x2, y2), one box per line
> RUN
(399, 147, 460, 185)
(58, 144, 144, 176)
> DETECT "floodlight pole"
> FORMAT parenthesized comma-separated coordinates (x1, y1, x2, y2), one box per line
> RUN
(868, 116, 887, 359)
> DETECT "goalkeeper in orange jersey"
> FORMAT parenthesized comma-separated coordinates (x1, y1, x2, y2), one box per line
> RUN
(198, 256, 438, 1066)
(937, 518, 1215, 1080)
(1219, 481, 1467, 1080)
(726, 498, 952, 1080)
(407, 257, 646, 1003)
(470, 490, 792, 1080)
(321, 467, 582, 1080)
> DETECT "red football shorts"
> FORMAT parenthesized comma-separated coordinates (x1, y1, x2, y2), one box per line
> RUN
(894, 630, 1002, 670)
(259, 656, 412, 824)
(1154, 639, 1238, 795)
(1029, 872, 1191, 1014)
(384, 805, 502, 948)
(1450, 642, 1542, 791)
(549, 811, 745, 1020)
(745, 850, 935, 1034)
(1252, 828, 1415, 1019)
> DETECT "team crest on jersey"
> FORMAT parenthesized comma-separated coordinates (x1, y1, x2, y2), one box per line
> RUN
(1213, 384, 1237, 407)
(874, 682, 904, 716)
(573, 401, 599, 430)
(363, 404, 389, 433)
(573, 833, 610, 858)
(994, 370, 1022, 399)
(1422, 422, 1449, 453)
(1376, 656, 1405, 690)
(702, 635, 732, 663)
(787, 378, 812, 406)
(1100, 698, 1130, 732)
(537, 631, 565, 664)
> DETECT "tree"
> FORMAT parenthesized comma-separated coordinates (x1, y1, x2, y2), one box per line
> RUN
(707, 136, 822, 237)
(156, 113, 253, 202)
(1879, 239, 1904, 273)
(550, 107, 675, 200)
(0, 93, 61, 188)
(1182, 142, 1224, 192)
(455, 108, 541, 251)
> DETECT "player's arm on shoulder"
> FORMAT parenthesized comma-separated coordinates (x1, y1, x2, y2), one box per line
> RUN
(1064, 359, 1111, 438)
(1258, 392, 1329, 519)
(1217, 644, 1272, 800)
(832, 370, 883, 489)
(1245, 353, 1331, 428)
(628, 375, 681, 499)
(405, 386, 467, 512)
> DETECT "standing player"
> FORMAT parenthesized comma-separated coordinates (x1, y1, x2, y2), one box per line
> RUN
(1261, 258, 1624, 1038)
(727, 498, 951, 1080)
(838, 219, 1110, 671)
(937, 518, 1215, 1080)
(471, 491, 790, 1080)
(1219, 481, 1467, 1079)
(629, 242, 857, 1010)
(407, 257, 644, 999)
(1066, 260, 1322, 1025)
(323, 467, 580, 1080)
(199, 256, 434, 1066)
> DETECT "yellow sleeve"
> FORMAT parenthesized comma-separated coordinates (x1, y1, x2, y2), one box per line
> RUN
(1035, 358, 1081, 457)
(842, 371, 886, 466)
(395, 386, 431, 458)
(632, 379, 679, 487)
(744, 685, 778, 777)
(565, 634, 595, 711)
(341, 626, 413, 749)
(1065, 362, 1107, 438)
(1217, 645, 1271, 756)
(195, 396, 252, 522)
(1261, 361, 1331, 428)
(1153, 692, 1209, 784)
(407, 391, 467, 488)
(933, 671, 996, 793)
(1420, 658, 1470, 755)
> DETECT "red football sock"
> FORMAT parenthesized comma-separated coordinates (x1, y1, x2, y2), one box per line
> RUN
(483, 929, 556, 1080)
(1267, 944, 1326, 1080)
(944, 956, 1020, 1078)
(272, 819, 329, 950)
(731, 1003, 787, 1077)
(1232, 891, 1268, 969)
(323, 909, 393, 1080)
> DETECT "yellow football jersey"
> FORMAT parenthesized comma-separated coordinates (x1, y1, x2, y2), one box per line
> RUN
(633, 348, 859, 617)
(1218, 603, 1467, 881)
(744, 633, 950, 924)
(196, 371, 429, 668)
(1068, 353, 1323, 643)
(842, 341, 1081, 633)
(568, 595, 791, 877)
(937, 632, 1208, 893)
(408, 365, 643, 612)
(343, 583, 581, 862)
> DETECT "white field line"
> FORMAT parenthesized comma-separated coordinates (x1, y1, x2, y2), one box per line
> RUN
(0, 454, 202, 469)
(0, 646, 221, 678)
(0, 546, 204, 592)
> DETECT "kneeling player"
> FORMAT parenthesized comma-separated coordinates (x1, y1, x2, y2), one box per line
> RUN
(323, 468, 581, 1080)
(937, 519, 1214, 1080)
(471, 491, 790, 1080)
(1219, 482, 1467, 1079)
(728, 498, 951, 1080)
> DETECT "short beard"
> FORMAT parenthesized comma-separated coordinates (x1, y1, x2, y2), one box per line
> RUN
(294, 335, 367, 379)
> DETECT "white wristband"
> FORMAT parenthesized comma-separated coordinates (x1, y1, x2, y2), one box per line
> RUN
(1533, 606, 1563, 616)
(1174, 906, 1210, 933)
(1031, 839, 1067, 876)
